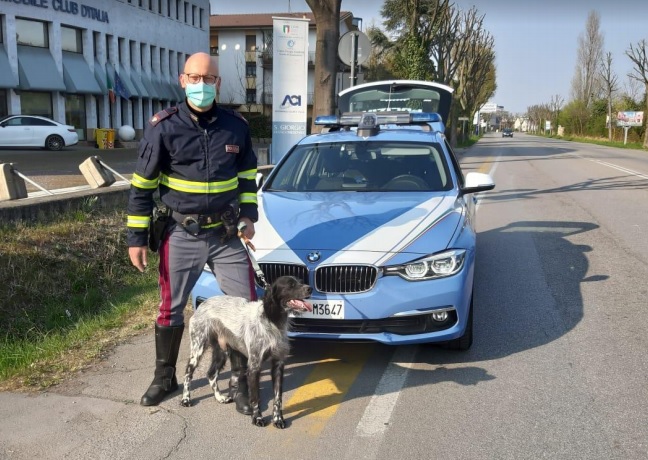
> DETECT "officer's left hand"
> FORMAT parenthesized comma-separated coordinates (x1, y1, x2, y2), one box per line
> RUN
(239, 217, 255, 240)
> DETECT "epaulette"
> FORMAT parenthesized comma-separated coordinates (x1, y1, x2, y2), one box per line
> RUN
(223, 108, 249, 125)
(149, 107, 178, 126)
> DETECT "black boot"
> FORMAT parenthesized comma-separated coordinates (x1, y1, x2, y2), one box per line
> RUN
(229, 349, 252, 415)
(140, 324, 184, 406)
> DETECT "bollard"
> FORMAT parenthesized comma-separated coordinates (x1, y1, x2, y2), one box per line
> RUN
(79, 156, 116, 188)
(0, 163, 28, 201)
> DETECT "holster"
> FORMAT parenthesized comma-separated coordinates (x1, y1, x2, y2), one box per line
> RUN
(149, 205, 170, 252)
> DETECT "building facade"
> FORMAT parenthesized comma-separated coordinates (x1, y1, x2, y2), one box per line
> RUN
(0, 0, 210, 141)
(210, 12, 358, 120)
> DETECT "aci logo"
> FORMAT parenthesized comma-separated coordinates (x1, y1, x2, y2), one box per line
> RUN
(283, 25, 290, 33)
(281, 95, 302, 107)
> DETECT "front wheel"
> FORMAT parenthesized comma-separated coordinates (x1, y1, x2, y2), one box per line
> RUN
(45, 135, 64, 151)
(442, 296, 473, 351)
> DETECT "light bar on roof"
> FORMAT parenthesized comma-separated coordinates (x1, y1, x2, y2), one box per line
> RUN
(314, 111, 442, 126)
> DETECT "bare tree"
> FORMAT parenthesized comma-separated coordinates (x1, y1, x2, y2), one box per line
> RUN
(599, 51, 618, 141)
(622, 75, 642, 104)
(625, 39, 648, 147)
(306, 0, 341, 133)
(571, 10, 604, 108)
(549, 94, 564, 135)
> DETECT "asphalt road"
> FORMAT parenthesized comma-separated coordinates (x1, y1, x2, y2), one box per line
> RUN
(1, 133, 647, 459)
(0, 145, 138, 191)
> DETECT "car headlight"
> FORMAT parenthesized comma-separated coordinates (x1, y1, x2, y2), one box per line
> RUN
(384, 249, 466, 281)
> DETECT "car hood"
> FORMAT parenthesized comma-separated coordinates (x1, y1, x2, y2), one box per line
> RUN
(252, 191, 463, 266)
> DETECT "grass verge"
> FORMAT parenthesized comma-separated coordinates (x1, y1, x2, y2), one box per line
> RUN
(0, 203, 160, 391)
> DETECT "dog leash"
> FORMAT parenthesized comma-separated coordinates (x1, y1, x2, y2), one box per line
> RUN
(237, 222, 269, 290)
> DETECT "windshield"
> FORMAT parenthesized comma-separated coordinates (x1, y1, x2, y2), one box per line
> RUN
(265, 141, 453, 192)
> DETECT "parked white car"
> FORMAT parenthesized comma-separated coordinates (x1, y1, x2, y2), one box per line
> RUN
(0, 115, 79, 151)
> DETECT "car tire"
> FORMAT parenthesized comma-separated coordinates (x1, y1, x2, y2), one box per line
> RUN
(45, 135, 64, 151)
(442, 295, 473, 351)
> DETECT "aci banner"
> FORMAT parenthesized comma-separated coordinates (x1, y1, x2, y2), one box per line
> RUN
(271, 17, 309, 164)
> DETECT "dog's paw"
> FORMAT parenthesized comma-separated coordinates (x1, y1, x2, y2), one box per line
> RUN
(252, 415, 266, 427)
(180, 398, 192, 407)
(272, 414, 286, 429)
(214, 392, 233, 404)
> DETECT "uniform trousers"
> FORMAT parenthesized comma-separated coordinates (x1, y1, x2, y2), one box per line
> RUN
(156, 223, 257, 327)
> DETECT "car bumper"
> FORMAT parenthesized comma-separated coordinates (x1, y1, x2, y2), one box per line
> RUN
(192, 259, 474, 346)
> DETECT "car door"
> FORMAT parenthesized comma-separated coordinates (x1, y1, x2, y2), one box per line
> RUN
(0, 116, 33, 147)
(27, 117, 57, 148)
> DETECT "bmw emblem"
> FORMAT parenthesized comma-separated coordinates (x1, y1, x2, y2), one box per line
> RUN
(307, 252, 321, 263)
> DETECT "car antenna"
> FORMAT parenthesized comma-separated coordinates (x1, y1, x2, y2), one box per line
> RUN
(387, 82, 395, 111)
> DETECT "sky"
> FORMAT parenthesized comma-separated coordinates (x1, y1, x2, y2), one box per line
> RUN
(210, 0, 648, 115)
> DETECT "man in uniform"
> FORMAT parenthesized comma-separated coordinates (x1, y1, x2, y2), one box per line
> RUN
(126, 52, 258, 412)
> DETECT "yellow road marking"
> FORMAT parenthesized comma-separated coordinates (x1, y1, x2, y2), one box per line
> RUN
(284, 343, 375, 435)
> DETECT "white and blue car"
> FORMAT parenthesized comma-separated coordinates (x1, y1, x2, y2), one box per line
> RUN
(192, 81, 495, 349)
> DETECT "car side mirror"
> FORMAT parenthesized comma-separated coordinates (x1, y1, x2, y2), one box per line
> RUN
(460, 172, 495, 196)
(256, 172, 265, 190)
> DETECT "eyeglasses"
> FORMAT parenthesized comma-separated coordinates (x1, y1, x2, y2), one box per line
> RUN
(184, 73, 219, 85)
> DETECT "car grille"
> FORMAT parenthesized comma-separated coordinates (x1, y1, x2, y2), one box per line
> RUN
(258, 263, 309, 285)
(256, 263, 378, 294)
(290, 310, 458, 335)
(315, 265, 378, 293)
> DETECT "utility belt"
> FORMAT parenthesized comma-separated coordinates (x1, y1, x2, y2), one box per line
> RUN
(149, 201, 240, 251)
(170, 201, 239, 240)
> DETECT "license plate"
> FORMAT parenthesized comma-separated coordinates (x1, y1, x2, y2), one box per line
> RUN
(291, 300, 345, 319)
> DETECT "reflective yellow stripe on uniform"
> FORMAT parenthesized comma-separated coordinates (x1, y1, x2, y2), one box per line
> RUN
(237, 168, 257, 180)
(131, 173, 160, 190)
(127, 215, 150, 228)
(239, 192, 258, 205)
(159, 174, 238, 193)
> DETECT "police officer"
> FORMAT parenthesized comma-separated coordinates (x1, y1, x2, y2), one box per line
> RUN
(126, 52, 258, 411)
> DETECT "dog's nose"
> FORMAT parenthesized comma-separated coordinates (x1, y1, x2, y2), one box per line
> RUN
(306, 286, 313, 296)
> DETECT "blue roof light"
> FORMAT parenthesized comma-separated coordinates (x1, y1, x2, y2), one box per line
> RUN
(313, 111, 444, 133)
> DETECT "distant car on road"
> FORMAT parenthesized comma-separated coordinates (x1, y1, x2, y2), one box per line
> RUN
(0, 115, 79, 151)
(502, 128, 513, 137)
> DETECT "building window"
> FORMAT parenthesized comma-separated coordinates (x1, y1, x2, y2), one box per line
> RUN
(20, 92, 53, 118)
(118, 38, 125, 64)
(65, 94, 86, 141)
(167, 0, 172, 17)
(106, 34, 112, 60)
(130, 40, 137, 66)
(199, 8, 204, 29)
(245, 62, 256, 77)
(140, 43, 147, 68)
(246, 89, 256, 104)
(192, 5, 196, 26)
(93, 31, 100, 58)
(61, 26, 82, 53)
(246, 35, 256, 52)
(15, 18, 48, 48)
(158, 0, 163, 14)
(184, 3, 189, 23)
(176, 1, 181, 20)
(0, 90, 8, 119)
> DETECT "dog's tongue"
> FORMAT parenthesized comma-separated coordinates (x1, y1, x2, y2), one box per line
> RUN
(288, 299, 313, 311)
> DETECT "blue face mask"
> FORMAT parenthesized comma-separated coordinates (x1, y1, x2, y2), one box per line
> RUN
(185, 82, 216, 108)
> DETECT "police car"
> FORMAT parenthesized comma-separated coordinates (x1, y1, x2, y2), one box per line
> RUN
(192, 81, 495, 349)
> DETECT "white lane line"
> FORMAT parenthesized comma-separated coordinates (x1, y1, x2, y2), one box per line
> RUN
(571, 154, 648, 180)
(475, 153, 501, 211)
(355, 345, 417, 437)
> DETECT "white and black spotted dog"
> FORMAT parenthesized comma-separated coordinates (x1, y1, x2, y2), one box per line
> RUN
(180, 275, 312, 428)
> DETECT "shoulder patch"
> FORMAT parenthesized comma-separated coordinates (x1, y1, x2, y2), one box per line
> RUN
(149, 107, 178, 126)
